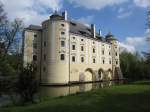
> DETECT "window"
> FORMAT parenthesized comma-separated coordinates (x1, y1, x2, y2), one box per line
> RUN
(81, 46, 84, 51)
(44, 54, 46, 61)
(72, 45, 75, 50)
(72, 56, 75, 62)
(116, 60, 118, 64)
(81, 57, 84, 63)
(34, 34, 37, 37)
(33, 43, 37, 49)
(61, 24, 65, 27)
(79, 31, 86, 35)
(60, 54, 65, 60)
(44, 41, 46, 47)
(93, 58, 96, 63)
(102, 59, 105, 64)
(102, 50, 104, 55)
(43, 67, 46, 72)
(61, 40, 65, 47)
(109, 60, 111, 64)
(70, 22, 76, 26)
(109, 51, 111, 56)
(116, 52, 118, 56)
(81, 39, 84, 41)
(61, 32, 65, 35)
(93, 48, 95, 53)
(33, 55, 37, 61)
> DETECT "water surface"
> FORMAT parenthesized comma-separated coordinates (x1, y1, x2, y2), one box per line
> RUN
(40, 81, 124, 98)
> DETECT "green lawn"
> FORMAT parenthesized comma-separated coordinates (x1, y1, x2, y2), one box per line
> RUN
(1, 81, 150, 112)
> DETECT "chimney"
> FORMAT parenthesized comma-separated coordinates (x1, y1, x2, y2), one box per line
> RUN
(91, 24, 96, 38)
(62, 10, 67, 21)
(99, 29, 102, 36)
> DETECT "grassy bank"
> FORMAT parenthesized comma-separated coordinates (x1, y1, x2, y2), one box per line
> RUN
(1, 81, 150, 112)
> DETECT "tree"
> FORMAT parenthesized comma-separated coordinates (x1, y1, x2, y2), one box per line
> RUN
(145, 11, 150, 62)
(0, 2, 23, 97)
(15, 64, 39, 103)
(120, 52, 150, 81)
(0, 18, 23, 57)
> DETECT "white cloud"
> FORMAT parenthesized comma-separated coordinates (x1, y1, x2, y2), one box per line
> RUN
(125, 37, 146, 46)
(75, 15, 94, 27)
(119, 42, 136, 53)
(119, 36, 147, 53)
(68, 0, 128, 10)
(117, 11, 132, 19)
(1, 0, 63, 26)
(133, 0, 150, 8)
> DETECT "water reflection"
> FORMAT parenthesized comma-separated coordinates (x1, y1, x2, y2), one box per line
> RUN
(40, 81, 124, 98)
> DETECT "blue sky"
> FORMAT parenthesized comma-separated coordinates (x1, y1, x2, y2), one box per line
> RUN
(1, 0, 150, 53)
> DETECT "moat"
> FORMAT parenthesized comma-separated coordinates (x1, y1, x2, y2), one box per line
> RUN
(40, 80, 125, 98)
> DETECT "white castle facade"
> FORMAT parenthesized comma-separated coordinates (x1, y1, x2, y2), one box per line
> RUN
(23, 11, 123, 85)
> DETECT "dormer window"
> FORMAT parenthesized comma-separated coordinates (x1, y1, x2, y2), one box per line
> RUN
(87, 28, 91, 32)
(61, 24, 65, 27)
(79, 31, 86, 35)
(70, 22, 76, 26)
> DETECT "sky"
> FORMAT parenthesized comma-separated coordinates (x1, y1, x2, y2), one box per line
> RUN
(1, 0, 150, 53)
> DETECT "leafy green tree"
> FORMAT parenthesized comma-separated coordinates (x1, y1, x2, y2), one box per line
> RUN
(120, 52, 150, 81)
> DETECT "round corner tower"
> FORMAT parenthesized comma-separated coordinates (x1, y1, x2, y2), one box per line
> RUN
(41, 11, 70, 85)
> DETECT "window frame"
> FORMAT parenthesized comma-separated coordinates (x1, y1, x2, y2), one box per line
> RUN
(72, 45, 76, 50)
(81, 57, 84, 63)
(61, 40, 65, 47)
(60, 54, 65, 61)
(72, 56, 75, 62)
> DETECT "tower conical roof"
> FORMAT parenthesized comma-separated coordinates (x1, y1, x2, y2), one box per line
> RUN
(105, 32, 117, 41)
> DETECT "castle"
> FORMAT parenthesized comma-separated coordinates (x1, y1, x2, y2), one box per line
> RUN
(23, 11, 123, 85)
